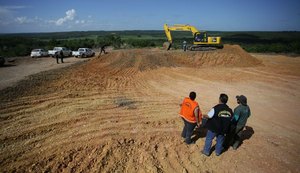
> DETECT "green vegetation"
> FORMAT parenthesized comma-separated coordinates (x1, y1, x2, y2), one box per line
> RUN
(97, 34, 123, 49)
(220, 31, 300, 53)
(0, 30, 299, 57)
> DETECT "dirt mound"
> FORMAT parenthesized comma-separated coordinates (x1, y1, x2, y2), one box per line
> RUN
(52, 45, 259, 91)
(95, 45, 261, 70)
(192, 44, 262, 67)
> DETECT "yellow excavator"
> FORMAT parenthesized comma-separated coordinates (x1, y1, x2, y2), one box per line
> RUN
(163, 24, 223, 50)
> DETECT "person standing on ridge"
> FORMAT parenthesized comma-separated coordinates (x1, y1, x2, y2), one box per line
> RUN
(179, 91, 202, 144)
(59, 50, 64, 63)
(98, 45, 107, 57)
(183, 40, 187, 51)
(55, 50, 64, 64)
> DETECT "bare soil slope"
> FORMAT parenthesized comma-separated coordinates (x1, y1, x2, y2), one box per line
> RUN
(0, 56, 88, 90)
(0, 45, 299, 173)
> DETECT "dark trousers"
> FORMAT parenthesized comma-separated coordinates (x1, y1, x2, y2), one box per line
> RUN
(232, 125, 244, 149)
(100, 49, 106, 55)
(224, 125, 244, 149)
(181, 118, 197, 144)
(223, 124, 236, 149)
(56, 56, 64, 63)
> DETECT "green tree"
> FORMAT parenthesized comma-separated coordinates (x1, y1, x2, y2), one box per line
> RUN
(97, 34, 123, 49)
(126, 39, 156, 48)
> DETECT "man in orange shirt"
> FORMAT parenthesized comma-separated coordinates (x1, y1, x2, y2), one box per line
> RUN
(179, 91, 202, 144)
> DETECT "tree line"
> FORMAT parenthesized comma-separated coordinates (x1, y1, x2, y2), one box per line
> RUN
(0, 34, 161, 57)
(0, 31, 300, 57)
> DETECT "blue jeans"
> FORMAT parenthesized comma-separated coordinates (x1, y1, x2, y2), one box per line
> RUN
(203, 130, 225, 155)
(181, 118, 197, 144)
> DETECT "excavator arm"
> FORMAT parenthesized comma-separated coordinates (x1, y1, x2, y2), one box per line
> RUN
(164, 24, 199, 43)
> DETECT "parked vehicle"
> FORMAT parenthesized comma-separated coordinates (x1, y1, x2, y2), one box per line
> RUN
(48, 47, 72, 57)
(30, 49, 48, 58)
(72, 48, 95, 58)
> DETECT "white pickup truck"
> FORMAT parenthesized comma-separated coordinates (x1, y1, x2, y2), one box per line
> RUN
(48, 47, 72, 57)
(72, 48, 95, 58)
(30, 49, 48, 58)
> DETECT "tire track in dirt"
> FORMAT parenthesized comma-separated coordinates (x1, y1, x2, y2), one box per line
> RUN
(234, 68, 300, 84)
(232, 68, 300, 95)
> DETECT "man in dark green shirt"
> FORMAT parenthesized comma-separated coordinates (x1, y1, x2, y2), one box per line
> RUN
(231, 95, 251, 150)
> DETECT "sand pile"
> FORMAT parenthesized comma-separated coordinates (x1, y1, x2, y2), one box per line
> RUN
(166, 44, 261, 67)
(44, 44, 262, 91)
(93, 44, 261, 71)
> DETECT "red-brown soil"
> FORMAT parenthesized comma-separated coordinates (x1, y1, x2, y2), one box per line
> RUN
(0, 45, 299, 172)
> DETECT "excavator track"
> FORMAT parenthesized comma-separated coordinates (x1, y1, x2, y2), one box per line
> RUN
(188, 44, 223, 51)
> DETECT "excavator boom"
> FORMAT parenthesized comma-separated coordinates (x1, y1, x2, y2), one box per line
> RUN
(164, 24, 199, 43)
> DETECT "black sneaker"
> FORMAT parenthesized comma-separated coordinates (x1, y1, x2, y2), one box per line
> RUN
(232, 143, 239, 150)
(186, 141, 195, 145)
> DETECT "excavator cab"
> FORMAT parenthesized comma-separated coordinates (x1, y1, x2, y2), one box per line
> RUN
(194, 32, 207, 42)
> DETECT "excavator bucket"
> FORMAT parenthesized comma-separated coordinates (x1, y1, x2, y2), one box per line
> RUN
(163, 42, 172, 50)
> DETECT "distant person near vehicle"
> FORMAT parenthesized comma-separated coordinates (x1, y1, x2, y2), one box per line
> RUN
(226, 95, 251, 150)
(179, 91, 202, 144)
(98, 45, 107, 57)
(56, 50, 64, 64)
(201, 93, 233, 156)
(183, 40, 187, 51)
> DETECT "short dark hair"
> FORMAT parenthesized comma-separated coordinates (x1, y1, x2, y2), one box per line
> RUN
(189, 92, 196, 100)
(219, 93, 228, 104)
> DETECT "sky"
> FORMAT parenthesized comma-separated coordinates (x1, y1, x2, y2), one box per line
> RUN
(0, 0, 299, 33)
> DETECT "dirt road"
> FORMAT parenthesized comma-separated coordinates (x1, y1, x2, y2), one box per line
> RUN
(0, 46, 299, 172)
(0, 56, 88, 90)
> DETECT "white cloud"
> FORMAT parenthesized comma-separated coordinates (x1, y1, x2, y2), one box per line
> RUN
(4, 5, 28, 10)
(0, 6, 10, 16)
(75, 20, 85, 24)
(0, 5, 29, 25)
(54, 9, 76, 26)
(1, 6, 95, 32)
(66, 9, 75, 20)
(0, 5, 28, 16)
(0, 5, 27, 14)
(0, 6, 14, 25)
(15, 16, 34, 24)
(15, 16, 27, 24)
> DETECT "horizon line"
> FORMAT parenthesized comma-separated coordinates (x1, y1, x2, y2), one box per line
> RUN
(1, 30, 300, 35)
